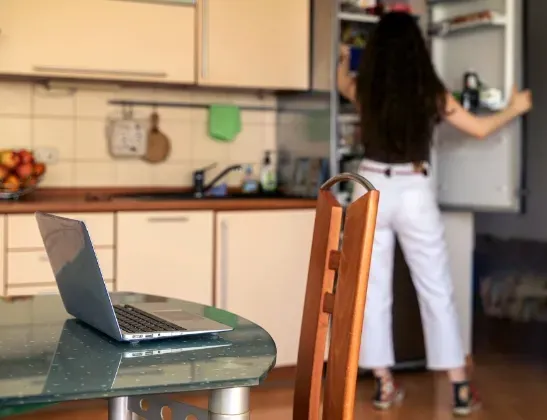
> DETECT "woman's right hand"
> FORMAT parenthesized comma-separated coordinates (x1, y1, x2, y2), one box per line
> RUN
(508, 85, 533, 115)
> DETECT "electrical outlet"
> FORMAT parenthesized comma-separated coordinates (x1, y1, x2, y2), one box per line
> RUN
(34, 147, 59, 164)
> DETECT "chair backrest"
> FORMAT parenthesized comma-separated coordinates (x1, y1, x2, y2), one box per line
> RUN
(293, 173, 380, 420)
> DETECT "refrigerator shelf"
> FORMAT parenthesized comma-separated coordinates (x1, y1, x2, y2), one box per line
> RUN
(429, 12, 506, 37)
(338, 11, 379, 24)
(337, 114, 360, 124)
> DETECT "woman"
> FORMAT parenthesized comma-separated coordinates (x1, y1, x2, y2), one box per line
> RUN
(338, 11, 532, 416)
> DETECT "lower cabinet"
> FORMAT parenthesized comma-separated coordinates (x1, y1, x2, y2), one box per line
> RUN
(215, 209, 316, 366)
(116, 211, 214, 306)
(3, 212, 115, 297)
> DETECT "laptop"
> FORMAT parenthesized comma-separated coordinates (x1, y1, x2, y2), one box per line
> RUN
(35, 211, 233, 342)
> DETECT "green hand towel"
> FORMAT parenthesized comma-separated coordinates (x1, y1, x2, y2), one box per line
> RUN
(208, 104, 242, 142)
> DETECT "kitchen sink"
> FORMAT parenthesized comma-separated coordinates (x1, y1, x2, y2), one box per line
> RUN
(113, 191, 307, 201)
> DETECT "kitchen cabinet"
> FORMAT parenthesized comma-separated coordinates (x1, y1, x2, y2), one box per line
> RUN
(6, 213, 114, 249)
(116, 211, 214, 306)
(0, 0, 196, 84)
(197, 0, 310, 90)
(215, 209, 315, 366)
(4, 213, 115, 297)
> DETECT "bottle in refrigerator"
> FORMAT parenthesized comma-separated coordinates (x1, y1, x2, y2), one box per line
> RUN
(461, 70, 481, 113)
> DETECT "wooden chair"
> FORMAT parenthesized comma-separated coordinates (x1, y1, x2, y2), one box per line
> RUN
(293, 173, 380, 420)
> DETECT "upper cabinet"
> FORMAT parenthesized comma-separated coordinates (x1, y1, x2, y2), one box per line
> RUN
(0, 0, 311, 90)
(197, 0, 310, 90)
(0, 0, 196, 84)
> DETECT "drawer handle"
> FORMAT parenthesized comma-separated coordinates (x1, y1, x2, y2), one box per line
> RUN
(110, 0, 195, 4)
(147, 217, 189, 223)
(33, 66, 168, 79)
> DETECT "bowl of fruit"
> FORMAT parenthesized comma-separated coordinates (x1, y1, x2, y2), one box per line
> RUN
(0, 149, 46, 200)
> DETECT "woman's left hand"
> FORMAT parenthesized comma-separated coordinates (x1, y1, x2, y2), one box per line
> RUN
(339, 44, 350, 61)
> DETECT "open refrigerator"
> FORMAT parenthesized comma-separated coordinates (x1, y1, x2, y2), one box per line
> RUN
(333, 0, 524, 213)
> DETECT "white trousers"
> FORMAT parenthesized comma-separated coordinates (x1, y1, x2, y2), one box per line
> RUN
(353, 160, 465, 370)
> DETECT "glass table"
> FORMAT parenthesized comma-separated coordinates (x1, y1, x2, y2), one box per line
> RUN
(0, 293, 277, 419)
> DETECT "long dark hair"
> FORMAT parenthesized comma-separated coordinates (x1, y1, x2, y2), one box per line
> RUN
(356, 12, 447, 162)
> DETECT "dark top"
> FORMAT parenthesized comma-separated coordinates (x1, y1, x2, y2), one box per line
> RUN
(356, 107, 435, 164)
(363, 138, 431, 164)
(0, 293, 276, 408)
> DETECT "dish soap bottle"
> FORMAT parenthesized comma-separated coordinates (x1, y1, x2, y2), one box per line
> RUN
(260, 151, 277, 193)
(241, 165, 259, 194)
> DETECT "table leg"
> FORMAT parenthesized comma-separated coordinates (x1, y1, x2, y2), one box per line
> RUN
(209, 387, 250, 420)
(108, 396, 139, 420)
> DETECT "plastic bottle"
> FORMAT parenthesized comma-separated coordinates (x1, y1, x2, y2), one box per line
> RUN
(260, 151, 277, 193)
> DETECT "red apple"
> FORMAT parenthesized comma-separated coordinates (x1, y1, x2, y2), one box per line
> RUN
(15, 162, 34, 180)
(18, 149, 34, 165)
(33, 162, 46, 177)
(0, 151, 20, 170)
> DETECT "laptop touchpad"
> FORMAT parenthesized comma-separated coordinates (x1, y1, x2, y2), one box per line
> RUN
(153, 310, 201, 322)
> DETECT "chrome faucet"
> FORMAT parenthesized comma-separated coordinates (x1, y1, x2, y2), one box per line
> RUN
(192, 163, 242, 197)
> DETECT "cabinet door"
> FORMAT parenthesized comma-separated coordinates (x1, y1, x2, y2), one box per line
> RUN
(117, 211, 214, 306)
(216, 210, 315, 366)
(197, 0, 310, 90)
(0, 0, 196, 83)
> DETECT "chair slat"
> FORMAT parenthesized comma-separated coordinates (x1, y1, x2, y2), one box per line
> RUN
(293, 190, 343, 420)
(322, 190, 380, 420)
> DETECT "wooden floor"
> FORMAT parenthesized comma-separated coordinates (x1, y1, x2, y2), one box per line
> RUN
(11, 313, 547, 420)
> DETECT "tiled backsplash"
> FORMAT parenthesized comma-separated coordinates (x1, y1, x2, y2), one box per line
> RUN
(0, 81, 277, 188)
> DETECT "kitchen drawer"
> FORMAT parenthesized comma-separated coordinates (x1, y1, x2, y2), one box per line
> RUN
(7, 282, 114, 297)
(7, 248, 114, 286)
(7, 213, 115, 249)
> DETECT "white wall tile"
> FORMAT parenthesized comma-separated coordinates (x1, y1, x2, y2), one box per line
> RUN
(40, 162, 75, 187)
(75, 119, 111, 160)
(33, 85, 76, 117)
(0, 117, 32, 149)
(227, 125, 266, 164)
(74, 162, 116, 186)
(0, 82, 32, 116)
(32, 118, 75, 160)
(150, 163, 191, 186)
(115, 161, 152, 186)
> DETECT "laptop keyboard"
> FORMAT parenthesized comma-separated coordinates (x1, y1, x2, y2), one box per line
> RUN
(113, 305, 187, 334)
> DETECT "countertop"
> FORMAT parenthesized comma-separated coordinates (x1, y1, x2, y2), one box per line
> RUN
(0, 188, 317, 214)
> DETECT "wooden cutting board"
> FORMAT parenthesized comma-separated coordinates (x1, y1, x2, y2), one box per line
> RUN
(143, 112, 171, 164)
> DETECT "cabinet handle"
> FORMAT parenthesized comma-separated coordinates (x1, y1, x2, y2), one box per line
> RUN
(33, 66, 168, 79)
(110, 0, 195, 5)
(201, 0, 209, 79)
(219, 220, 228, 310)
(147, 216, 189, 223)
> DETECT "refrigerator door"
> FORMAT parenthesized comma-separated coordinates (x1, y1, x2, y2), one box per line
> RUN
(430, 0, 523, 212)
